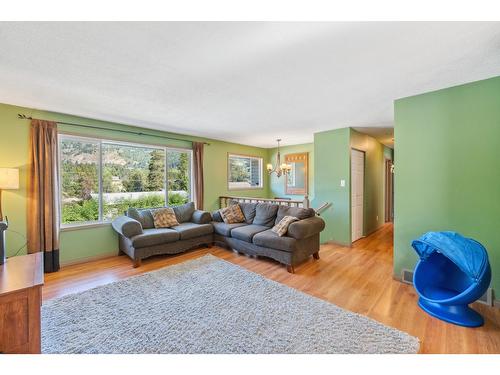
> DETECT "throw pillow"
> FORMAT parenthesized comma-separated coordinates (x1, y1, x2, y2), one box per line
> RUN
(219, 204, 245, 224)
(151, 207, 179, 228)
(271, 215, 299, 236)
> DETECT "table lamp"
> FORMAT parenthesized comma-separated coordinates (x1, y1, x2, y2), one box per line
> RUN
(0, 168, 19, 264)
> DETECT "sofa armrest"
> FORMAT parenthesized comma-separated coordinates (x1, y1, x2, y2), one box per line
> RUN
(287, 216, 325, 240)
(191, 210, 212, 224)
(112, 216, 143, 238)
(211, 210, 223, 222)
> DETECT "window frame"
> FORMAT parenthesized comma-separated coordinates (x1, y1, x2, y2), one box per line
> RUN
(58, 133, 194, 229)
(227, 153, 264, 191)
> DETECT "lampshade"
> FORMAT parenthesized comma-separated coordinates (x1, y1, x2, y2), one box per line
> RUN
(0, 168, 19, 190)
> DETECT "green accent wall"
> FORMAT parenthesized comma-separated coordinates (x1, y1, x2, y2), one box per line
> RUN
(0, 102, 269, 264)
(314, 128, 391, 246)
(350, 129, 392, 236)
(268, 143, 314, 201)
(394, 76, 500, 296)
(313, 128, 351, 245)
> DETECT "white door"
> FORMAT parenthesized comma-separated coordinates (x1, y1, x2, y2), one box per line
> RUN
(351, 149, 364, 242)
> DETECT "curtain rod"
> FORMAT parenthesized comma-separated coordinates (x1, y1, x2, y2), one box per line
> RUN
(17, 114, 210, 146)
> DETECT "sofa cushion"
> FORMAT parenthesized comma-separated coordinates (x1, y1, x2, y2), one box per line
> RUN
(212, 221, 247, 237)
(274, 205, 316, 225)
(238, 202, 258, 224)
(131, 228, 180, 248)
(229, 200, 258, 224)
(151, 207, 179, 228)
(173, 202, 195, 223)
(127, 207, 155, 229)
(231, 224, 269, 243)
(253, 229, 297, 252)
(212, 210, 223, 222)
(219, 204, 245, 224)
(172, 222, 213, 240)
(252, 203, 279, 227)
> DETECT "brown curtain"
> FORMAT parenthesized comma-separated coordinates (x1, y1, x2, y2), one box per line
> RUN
(27, 119, 60, 273)
(192, 142, 204, 210)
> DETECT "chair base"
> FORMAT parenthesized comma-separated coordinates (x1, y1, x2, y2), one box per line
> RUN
(418, 298, 484, 327)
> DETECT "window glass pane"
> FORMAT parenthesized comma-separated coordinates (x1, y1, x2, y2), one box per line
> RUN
(167, 150, 191, 206)
(60, 138, 100, 224)
(59, 136, 195, 226)
(228, 154, 262, 189)
(102, 143, 166, 220)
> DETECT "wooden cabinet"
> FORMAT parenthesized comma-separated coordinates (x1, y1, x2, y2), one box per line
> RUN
(0, 253, 43, 354)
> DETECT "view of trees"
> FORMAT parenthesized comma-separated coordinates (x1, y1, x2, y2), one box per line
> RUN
(146, 150, 165, 191)
(230, 157, 250, 182)
(62, 162, 99, 200)
(228, 154, 262, 188)
(168, 150, 189, 191)
(60, 138, 191, 224)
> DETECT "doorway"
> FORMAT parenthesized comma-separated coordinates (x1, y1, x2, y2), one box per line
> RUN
(385, 159, 394, 222)
(351, 149, 365, 242)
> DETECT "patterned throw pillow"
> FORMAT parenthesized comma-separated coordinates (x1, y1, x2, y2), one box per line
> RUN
(272, 215, 299, 236)
(219, 204, 245, 224)
(151, 207, 179, 228)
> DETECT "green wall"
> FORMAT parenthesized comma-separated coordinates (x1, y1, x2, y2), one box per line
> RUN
(268, 143, 314, 202)
(394, 76, 500, 297)
(314, 127, 390, 245)
(0, 102, 269, 264)
(313, 128, 351, 245)
(350, 129, 392, 236)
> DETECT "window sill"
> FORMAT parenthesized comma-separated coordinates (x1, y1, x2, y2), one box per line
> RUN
(60, 222, 111, 232)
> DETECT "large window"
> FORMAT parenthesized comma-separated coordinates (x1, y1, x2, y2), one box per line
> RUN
(59, 135, 193, 226)
(60, 138, 100, 224)
(227, 153, 263, 190)
(101, 143, 166, 221)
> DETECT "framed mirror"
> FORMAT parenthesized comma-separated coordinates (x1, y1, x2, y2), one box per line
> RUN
(285, 152, 308, 195)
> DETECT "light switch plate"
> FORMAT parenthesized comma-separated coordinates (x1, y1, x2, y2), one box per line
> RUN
(340, 179, 345, 187)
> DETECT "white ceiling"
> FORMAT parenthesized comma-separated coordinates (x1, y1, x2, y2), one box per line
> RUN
(0, 22, 499, 148)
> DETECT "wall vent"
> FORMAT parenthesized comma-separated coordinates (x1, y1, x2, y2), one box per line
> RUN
(401, 269, 414, 284)
(477, 288, 493, 306)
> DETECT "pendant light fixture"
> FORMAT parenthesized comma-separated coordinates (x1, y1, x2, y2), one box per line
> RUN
(266, 139, 292, 178)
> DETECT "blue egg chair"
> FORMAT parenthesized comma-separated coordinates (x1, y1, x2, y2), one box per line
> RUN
(411, 232, 491, 327)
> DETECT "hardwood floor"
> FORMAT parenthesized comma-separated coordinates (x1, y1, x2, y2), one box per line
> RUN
(43, 223, 500, 354)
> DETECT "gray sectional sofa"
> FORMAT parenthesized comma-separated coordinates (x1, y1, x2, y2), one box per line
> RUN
(112, 201, 325, 273)
(112, 202, 213, 268)
(212, 202, 325, 273)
